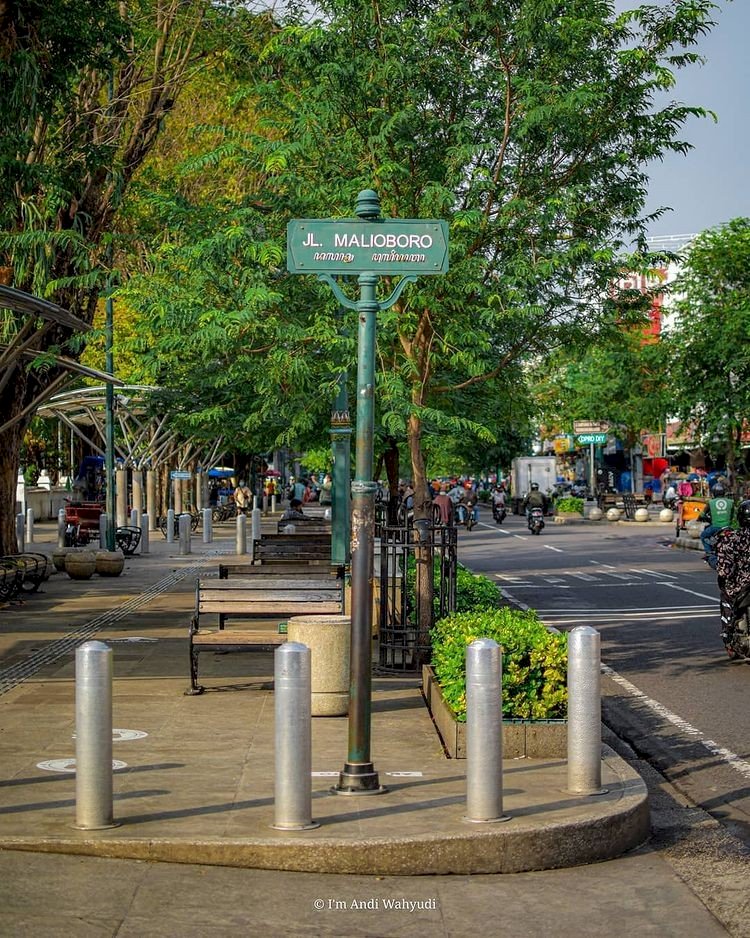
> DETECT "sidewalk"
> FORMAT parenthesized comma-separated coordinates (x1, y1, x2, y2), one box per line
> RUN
(0, 521, 742, 935)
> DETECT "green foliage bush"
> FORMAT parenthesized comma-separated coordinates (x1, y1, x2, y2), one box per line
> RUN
(431, 609, 567, 722)
(454, 564, 501, 613)
(477, 489, 491, 503)
(555, 496, 584, 515)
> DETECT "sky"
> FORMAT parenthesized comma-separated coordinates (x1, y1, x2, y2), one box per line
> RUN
(636, 0, 749, 239)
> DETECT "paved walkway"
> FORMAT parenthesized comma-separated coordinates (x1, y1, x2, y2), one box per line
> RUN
(0, 520, 745, 935)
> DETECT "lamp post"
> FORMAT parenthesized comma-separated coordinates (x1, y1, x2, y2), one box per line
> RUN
(104, 292, 116, 551)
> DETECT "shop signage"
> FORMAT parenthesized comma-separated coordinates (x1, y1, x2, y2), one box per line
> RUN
(573, 420, 610, 434)
(287, 219, 449, 274)
(576, 433, 608, 445)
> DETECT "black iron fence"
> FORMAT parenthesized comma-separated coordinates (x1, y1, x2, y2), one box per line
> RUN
(375, 497, 457, 671)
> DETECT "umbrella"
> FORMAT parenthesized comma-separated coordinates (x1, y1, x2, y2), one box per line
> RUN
(207, 467, 235, 479)
(264, 469, 282, 476)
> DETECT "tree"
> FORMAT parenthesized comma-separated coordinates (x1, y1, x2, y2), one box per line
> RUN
(0, 0, 231, 553)
(667, 218, 750, 477)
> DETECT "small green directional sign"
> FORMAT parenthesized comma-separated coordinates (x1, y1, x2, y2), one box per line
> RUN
(576, 433, 608, 445)
(287, 219, 449, 275)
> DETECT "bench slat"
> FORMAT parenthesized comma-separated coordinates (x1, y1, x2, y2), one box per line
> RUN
(199, 580, 338, 592)
(200, 601, 342, 614)
(193, 630, 287, 646)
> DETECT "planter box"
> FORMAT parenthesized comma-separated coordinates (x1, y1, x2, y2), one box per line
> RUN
(553, 512, 585, 524)
(422, 665, 566, 759)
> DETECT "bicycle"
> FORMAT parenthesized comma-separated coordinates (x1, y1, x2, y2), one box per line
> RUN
(157, 511, 201, 539)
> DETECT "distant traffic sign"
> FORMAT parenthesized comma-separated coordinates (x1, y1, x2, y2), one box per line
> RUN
(170, 470, 191, 480)
(287, 219, 449, 275)
(573, 420, 610, 434)
(576, 433, 608, 445)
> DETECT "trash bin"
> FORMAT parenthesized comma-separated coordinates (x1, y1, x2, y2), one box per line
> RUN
(286, 615, 350, 716)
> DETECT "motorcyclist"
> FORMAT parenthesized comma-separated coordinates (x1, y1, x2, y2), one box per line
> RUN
(698, 482, 735, 564)
(491, 485, 506, 519)
(457, 482, 478, 526)
(715, 500, 750, 600)
(522, 482, 549, 517)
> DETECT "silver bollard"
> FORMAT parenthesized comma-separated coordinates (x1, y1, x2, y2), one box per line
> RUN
(74, 641, 117, 829)
(236, 513, 247, 555)
(272, 643, 319, 830)
(251, 506, 261, 547)
(15, 513, 24, 553)
(99, 512, 109, 546)
(178, 513, 191, 555)
(202, 508, 212, 543)
(140, 513, 150, 555)
(26, 507, 34, 543)
(57, 508, 66, 548)
(262, 494, 269, 515)
(166, 508, 175, 544)
(271, 494, 277, 514)
(465, 638, 507, 823)
(567, 626, 606, 794)
(253, 495, 259, 511)
(130, 508, 139, 528)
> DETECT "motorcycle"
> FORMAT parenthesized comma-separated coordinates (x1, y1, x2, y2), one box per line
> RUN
(720, 588, 750, 660)
(456, 503, 477, 531)
(492, 502, 507, 524)
(527, 506, 545, 535)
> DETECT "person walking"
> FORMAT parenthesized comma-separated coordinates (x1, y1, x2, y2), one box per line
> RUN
(234, 480, 252, 516)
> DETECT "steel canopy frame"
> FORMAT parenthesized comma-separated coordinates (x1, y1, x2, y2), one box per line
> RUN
(37, 385, 225, 470)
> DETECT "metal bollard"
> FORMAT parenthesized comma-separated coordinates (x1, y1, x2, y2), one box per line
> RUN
(262, 494, 269, 516)
(130, 508, 139, 528)
(26, 507, 34, 543)
(567, 626, 606, 794)
(251, 507, 261, 548)
(57, 508, 66, 548)
(272, 643, 319, 830)
(202, 508, 212, 544)
(271, 494, 277, 514)
(236, 513, 247, 555)
(74, 641, 117, 829)
(15, 513, 24, 553)
(465, 638, 507, 823)
(99, 512, 109, 546)
(253, 495, 259, 511)
(178, 513, 191, 555)
(140, 513, 150, 555)
(166, 508, 175, 544)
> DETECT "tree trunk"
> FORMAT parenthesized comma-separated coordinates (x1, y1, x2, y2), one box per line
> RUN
(407, 412, 434, 665)
(0, 409, 29, 555)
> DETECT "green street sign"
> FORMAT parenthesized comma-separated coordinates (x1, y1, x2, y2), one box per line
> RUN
(287, 219, 449, 275)
(576, 433, 608, 445)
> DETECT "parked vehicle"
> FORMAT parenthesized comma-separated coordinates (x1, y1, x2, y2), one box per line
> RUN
(527, 506, 545, 535)
(510, 456, 557, 514)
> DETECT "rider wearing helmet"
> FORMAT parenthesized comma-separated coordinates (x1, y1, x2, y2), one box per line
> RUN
(715, 499, 750, 603)
(699, 482, 735, 562)
(522, 482, 549, 516)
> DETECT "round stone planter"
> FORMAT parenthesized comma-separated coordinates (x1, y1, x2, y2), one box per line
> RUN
(634, 507, 650, 522)
(64, 549, 97, 580)
(286, 614, 350, 716)
(659, 508, 674, 523)
(606, 508, 621, 522)
(687, 521, 702, 539)
(587, 507, 603, 521)
(51, 547, 71, 572)
(96, 549, 125, 577)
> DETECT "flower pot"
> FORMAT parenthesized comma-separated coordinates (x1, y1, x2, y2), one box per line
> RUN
(51, 547, 71, 572)
(64, 549, 97, 580)
(96, 549, 125, 577)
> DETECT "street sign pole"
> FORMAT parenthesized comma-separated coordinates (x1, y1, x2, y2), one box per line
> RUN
(288, 189, 448, 796)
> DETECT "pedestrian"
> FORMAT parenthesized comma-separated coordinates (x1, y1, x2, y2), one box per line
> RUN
(320, 473, 333, 505)
(433, 484, 453, 525)
(234, 479, 252, 515)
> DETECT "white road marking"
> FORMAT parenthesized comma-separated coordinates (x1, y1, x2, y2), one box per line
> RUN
(544, 545, 564, 553)
(568, 572, 598, 581)
(601, 664, 750, 781)
(543, 612, 714, 624)
(630, 568, 678, 580)
(664, 583, 718, 603)
(477, 522, 512, 535)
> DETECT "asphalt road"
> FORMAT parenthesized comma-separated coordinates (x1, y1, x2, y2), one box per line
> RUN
(459, 507, 750, 847)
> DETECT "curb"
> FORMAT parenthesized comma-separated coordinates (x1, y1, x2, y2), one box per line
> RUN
(0, 748, 649, 876)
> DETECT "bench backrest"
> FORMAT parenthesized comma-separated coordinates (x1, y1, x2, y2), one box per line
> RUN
(197, 575, 344, 618)
(254, 533, 331, 562)
(219, 562, 344, 579)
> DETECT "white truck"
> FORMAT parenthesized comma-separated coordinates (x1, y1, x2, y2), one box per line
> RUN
(510, 456, 558, 514)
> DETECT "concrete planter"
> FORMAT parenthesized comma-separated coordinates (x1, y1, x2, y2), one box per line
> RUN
(287, 614, 350, 716)
(422, 666, 566, 759)
(51, 547, 71, 572)
(553, 512, 585, 524)
(95, 549, 125, 577)
(64, 549, 97, 580)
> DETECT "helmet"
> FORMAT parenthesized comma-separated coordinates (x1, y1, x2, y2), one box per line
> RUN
(531, 482, 540, 491)
(713, 483, 726, 497)
(737, 500, 750, 529)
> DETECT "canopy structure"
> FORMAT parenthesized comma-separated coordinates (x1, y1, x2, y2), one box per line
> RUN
(37, 385, 225, 470)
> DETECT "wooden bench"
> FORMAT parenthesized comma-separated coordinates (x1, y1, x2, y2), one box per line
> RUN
(186, 569, 345, 695)
(252, 533, 332, 564)
(276, 516, 332, 534)
(219, 562, 344, 579)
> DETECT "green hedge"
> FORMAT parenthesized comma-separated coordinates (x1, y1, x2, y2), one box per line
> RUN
(555, 496, 584, 514)
(430, 608, 567, 722)
(406, 558, 501, 617)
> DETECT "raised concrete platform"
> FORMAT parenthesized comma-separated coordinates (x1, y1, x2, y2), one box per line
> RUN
(0, 524, 649, 876)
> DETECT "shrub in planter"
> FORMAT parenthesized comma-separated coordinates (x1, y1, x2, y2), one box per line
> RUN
(555, 496, 584, 515)
(430, 608, 567, 722)
(406, 558, 501, 618)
